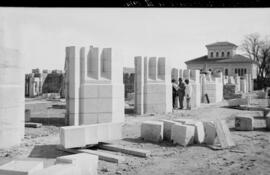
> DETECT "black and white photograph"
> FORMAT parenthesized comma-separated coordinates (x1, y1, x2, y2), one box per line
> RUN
(0, 5, 270, 175)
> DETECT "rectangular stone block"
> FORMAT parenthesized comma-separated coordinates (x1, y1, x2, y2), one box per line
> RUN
(79, 84, 99, 98)
(97, 122, 110, 141)
(0, 160, 43, 175)
(141, 121, 163, 143)
(60, 126, 86, 149)
(171, 123, 195, 146)
(235, 115, 254, 131)
(98, 113, 112, 123)
(84, 124, 99, 144)
(184, 121, 205, 144)
(203, 121, 217, 145)
(32, 164, 80, 175)
(79, 113, 98, 125)
(108, 122, 123, 141)
(56, 153, 98, 175)
(160, 120, 178, 141)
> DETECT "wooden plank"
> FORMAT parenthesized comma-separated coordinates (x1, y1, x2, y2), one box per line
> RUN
(99, 144, 150, 158)
(214, 120, 235, 148)
(78, 149, 125, 163)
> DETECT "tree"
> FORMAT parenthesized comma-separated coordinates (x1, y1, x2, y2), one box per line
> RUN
(241, 33, 270, 89)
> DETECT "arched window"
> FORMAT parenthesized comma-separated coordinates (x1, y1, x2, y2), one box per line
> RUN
(244, 69, 247, 74)
(216, 52, 219, 57)
(221, 52, 224, 57)
(210, 52, 213, 58)
(227, 51, 230, 57)
(225, 69, 228, 76)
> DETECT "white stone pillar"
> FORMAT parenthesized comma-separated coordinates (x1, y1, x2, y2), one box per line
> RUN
(0, 14, 24, 147)
(66, 46, 80, 125)
(134, 56, 144, 115)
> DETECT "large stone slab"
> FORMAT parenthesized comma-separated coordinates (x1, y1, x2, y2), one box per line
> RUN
(60, 122, 122, 149)
(32, 164, 81, 175)
(235, 115, 254, 131)
(171, 123, 195, 146)
(173, 119, 205, 144)
(160, 120, 178, 141)
(60, 125, 87, 149)
(141, 121, 163, 143)
(203, 121, 217, 145)
(56, 153, 98, 175)
(0, 160, 43, 175)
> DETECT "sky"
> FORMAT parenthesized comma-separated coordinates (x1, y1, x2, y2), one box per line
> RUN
(1, 8, 270, 73)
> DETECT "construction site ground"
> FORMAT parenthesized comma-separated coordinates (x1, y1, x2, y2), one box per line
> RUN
(0, 97, 269, 175)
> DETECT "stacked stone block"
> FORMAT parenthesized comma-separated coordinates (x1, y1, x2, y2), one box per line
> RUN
(134, 56, 172, 114)
(65, 45, 124, 125)
(201, 72, 223, 103)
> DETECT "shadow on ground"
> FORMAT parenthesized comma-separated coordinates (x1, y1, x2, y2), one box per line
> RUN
(123, 137, 176, 147)
(28, 144, 69, 159)
(30, 118, 66, 126)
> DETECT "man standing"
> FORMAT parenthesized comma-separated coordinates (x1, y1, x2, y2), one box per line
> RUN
(185, 79, 192, 110)
(172, 79, 178, 109)
(178, 78, 185, 109)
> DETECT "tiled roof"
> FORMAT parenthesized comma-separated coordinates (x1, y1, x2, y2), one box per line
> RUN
(185, 54, 258, 65)
(206, 41, 237, 47)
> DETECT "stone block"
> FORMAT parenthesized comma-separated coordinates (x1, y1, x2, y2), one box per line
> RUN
(60, 126, 86, 149)
(184, 121, 205, 144)
(84, 124, 99, 144)
(160, 120, 178, 141)
(108, 122, 123, 141)
(79, 84, 99, 98)
(253, 116, 267, 129)
(0, 160, 43, 175)
(79, 113, 98, 125)
(97, 123, 110, 142)
(141, 121, 163, 143)
(56, 153, 98, 175)
(203, 121, 217, 145)
(98, 113, 112, 123)
(32, 164, 81, 175)
(171, 123, 195, 146)
(235, 115, 254, 131)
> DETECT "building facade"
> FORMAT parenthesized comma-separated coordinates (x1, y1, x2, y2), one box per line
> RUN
(185, 42, 258, 79)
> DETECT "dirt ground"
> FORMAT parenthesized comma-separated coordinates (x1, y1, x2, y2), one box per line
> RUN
(0, 97, 270, 175)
